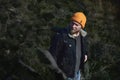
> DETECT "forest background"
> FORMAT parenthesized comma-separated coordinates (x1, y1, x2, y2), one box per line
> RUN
(0, 0, 120, 80)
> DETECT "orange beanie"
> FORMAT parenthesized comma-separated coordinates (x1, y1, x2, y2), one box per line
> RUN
(71, 12, 87, 29)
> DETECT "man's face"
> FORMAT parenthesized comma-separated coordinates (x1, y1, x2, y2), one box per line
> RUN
(70, 21, 82, 34)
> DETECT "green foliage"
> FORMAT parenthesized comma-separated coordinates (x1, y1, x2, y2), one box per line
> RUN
(83, 0, 120, 80)
(0, 0, 120, 80)
(0, 0, 85, 80)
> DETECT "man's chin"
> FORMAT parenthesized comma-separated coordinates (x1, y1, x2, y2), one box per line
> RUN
(71, 31, 79, 34)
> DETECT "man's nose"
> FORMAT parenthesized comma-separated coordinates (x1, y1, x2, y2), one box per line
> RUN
(73, 24, 77, 28)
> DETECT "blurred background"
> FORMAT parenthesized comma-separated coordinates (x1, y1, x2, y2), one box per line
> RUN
(0, 0, 120, 80)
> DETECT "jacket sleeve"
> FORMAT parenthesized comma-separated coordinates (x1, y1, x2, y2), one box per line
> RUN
(80, 35, 88, 70)
(49, 32, 63, 61)
(82, 35, 88, 55)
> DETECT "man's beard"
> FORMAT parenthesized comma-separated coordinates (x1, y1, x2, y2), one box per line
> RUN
(70, 30, 80, 34)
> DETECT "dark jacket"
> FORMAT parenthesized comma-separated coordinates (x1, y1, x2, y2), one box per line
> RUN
(49, 28, 88, 78)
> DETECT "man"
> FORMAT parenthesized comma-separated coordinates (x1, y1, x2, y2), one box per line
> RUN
(49, 12, 88, 80)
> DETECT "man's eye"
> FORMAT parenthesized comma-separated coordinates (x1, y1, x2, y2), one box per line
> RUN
(75, 24, 78, 26)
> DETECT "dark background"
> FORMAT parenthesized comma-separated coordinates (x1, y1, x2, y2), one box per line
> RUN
(0, 0, 120, 80)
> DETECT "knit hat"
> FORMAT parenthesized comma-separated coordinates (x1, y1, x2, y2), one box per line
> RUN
(71, 12, 87, 29)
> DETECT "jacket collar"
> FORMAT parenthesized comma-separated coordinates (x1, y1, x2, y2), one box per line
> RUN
(80, 29, 87, 37)
(68, 29, 87, 38)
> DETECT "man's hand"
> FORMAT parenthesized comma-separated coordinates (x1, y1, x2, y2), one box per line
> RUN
(84, 55, 88, 62)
